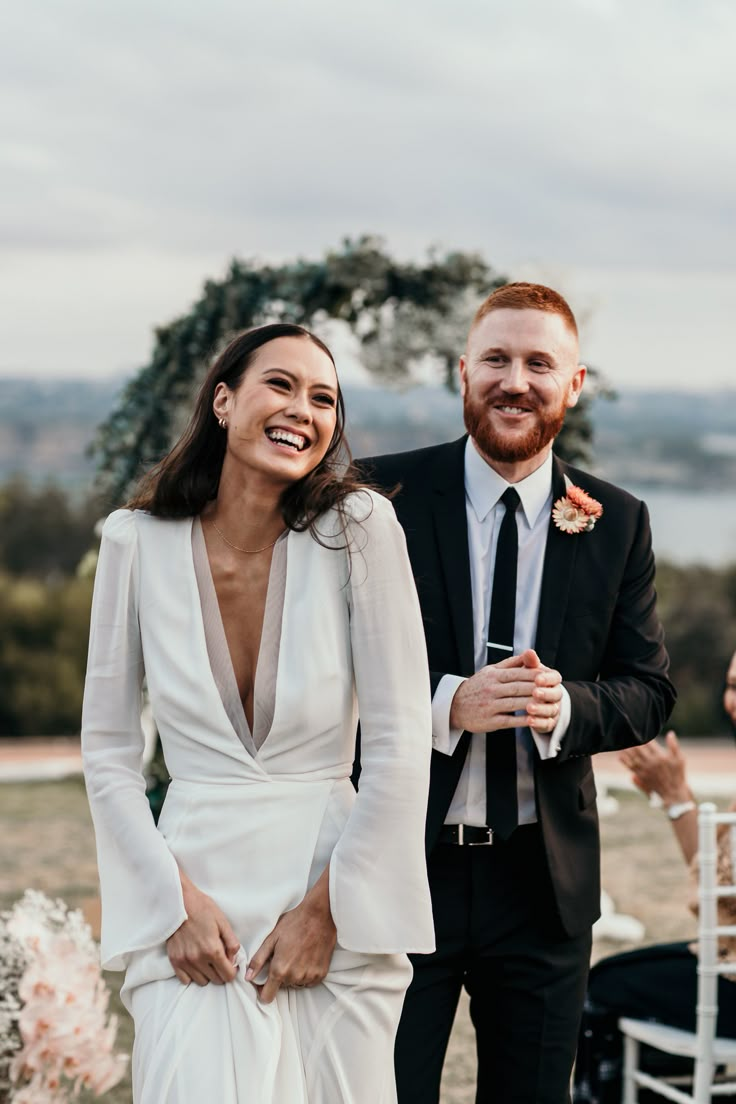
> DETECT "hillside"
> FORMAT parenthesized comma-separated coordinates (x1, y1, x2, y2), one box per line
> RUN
(1, 379, 734, 492)
(0, 378, 124, 493)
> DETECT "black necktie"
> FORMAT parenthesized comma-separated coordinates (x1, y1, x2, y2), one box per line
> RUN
(485, 486, 520, 838)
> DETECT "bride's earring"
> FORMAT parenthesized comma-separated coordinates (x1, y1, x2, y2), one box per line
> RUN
(218, 417, 227, 429)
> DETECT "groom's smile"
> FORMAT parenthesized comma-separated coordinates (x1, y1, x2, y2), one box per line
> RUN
(494, 402, 535, 419)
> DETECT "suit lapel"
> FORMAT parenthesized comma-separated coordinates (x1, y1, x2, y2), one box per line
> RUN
(534, 456, 578, 668)
(430, 437, 476, 677)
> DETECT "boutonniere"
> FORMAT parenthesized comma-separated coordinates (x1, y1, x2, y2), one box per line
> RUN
(552, 476, 603, 534)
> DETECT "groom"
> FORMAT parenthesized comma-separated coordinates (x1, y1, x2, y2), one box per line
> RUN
(362, 283, 676, 1103)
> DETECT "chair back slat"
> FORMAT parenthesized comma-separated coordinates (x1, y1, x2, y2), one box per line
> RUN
(620, 803, 736, 1103)
(697, 803, 736, 1104)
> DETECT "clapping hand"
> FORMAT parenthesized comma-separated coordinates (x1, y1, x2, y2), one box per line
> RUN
(619, 730, 691, 806)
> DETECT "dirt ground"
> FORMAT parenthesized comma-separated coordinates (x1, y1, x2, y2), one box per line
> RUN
(0, 777, 720, 1103)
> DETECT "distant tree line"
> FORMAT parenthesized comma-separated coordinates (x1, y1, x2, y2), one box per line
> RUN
(0, 477, 734, 739)
(656, 561, 736, 737)
(0, 478, 98, 736)
(0, 476, 102, 577)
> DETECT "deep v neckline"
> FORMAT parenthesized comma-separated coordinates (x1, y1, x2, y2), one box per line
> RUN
(191, 517, 288, 756)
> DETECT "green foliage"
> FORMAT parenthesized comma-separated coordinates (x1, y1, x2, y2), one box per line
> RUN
(92, 237, 597, 505)
(0, 476, 101, 578)
(0, 573, 93, 736)
(0, 478, 99, 735)
(656, 560, 736, 736)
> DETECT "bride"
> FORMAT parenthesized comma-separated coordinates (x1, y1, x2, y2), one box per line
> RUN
(81, 323, 435, 1103)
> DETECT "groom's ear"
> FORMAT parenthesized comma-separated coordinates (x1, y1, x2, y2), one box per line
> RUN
(565, 364, 586, 409)
(458, 355, 469, 397)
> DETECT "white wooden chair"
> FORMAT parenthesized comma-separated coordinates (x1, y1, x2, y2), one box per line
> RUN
(619, 802, 736, 1103)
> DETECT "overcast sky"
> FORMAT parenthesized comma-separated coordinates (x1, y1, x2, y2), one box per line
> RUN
(2, 0, 734, 391)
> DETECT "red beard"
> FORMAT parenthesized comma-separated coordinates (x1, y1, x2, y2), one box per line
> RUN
(463, 391, 568, 464)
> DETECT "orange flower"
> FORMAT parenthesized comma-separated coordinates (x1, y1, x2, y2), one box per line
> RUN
(552, 483, 603, 534)
(566, 484, 603, 518)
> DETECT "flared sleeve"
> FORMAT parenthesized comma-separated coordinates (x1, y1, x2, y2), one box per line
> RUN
(81, 510, 187, 970)
(329, 492, 435, 954)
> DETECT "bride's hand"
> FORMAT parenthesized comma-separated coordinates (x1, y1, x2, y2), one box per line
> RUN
(167, 872, 240, 986)
(246, 866, 337, 1004)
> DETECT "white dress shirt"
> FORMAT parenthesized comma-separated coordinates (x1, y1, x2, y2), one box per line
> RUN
(432, 439, 571, 827)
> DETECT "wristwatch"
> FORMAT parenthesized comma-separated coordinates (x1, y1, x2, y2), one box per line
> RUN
(666, 800, 696, 820)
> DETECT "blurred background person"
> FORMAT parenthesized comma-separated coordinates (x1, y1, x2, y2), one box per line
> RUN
(573, 649, 736, 1104)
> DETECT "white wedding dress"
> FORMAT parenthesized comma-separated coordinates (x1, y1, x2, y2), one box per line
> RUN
(81, 491, 435, 1103)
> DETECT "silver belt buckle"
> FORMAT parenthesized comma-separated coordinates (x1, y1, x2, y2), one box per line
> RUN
(459, 825, 494, 846)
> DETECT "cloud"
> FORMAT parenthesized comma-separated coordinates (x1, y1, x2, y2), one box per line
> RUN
(1, 0, 733, 262)
(0, 0, 733, 383)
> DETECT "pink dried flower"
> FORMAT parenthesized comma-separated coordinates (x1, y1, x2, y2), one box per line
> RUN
(3, 890, 127, 1101)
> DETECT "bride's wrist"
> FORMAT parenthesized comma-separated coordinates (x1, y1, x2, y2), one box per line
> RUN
(303, 870, 333, 921)
(179, 870, 203, 910)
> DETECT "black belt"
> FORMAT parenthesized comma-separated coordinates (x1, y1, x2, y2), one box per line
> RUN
(438, 823, 537, 847)
(438, 824, 495, 846)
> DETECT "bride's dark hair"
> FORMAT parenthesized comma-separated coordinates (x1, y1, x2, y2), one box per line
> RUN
(127, 323, 367, 537)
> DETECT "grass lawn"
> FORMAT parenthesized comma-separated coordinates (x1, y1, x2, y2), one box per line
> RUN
(1, 779, 717, 1103)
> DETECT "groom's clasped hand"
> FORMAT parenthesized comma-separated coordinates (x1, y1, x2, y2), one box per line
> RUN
(449, 648, 563, 736)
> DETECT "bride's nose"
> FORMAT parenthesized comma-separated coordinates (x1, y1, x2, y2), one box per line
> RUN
(285, 389, 313, 424)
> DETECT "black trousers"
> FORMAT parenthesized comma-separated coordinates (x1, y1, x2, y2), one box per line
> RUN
(573, 942, 736, 1104)
(395, 825, 592, 1104)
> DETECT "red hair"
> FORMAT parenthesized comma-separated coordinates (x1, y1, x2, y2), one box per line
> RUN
(471, 282, 578, 337)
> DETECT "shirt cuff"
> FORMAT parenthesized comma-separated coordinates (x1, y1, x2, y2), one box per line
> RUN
(530, 685, 571, 760)
(432, 674, 467, 756)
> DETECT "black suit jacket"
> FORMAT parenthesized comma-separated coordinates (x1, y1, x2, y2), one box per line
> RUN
(361, 437, 676, 937)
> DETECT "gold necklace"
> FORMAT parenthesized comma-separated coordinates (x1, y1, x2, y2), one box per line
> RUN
(210, 519, 285, 554)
